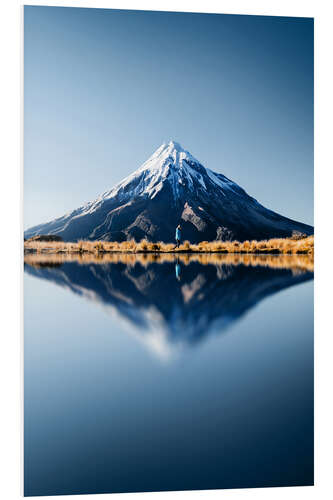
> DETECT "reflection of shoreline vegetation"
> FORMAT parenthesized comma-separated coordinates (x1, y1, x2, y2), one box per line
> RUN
(24, 251, 314, 273)
(25, 235, 314, 256)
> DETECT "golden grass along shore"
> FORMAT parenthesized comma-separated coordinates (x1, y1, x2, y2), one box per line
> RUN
(24, 235, 314, 256)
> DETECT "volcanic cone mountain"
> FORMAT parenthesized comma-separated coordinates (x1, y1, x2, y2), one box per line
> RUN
(25, 141, 313, 242)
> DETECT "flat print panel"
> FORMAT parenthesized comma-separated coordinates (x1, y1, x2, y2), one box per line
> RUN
(24, 6, 314, 496)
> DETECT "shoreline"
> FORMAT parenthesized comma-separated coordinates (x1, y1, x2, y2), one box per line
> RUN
(24, 237, 314, 273)
(24, 235, 314, 256)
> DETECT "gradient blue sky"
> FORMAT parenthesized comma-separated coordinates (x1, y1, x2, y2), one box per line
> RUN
(24, 6, 313, 229)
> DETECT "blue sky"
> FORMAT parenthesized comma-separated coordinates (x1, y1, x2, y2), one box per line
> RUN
(24, 6, 313, 229)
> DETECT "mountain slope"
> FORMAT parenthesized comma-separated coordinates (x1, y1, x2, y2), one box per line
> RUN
(25, 141, 313, 242)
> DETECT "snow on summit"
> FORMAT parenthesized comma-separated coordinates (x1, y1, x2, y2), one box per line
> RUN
(100, 140, 238, 202)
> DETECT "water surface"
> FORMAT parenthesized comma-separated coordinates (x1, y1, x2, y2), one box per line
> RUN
(24, 254, 314, 496)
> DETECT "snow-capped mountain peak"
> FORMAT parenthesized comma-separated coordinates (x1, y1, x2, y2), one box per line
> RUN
(139, 140, 201, 173)
(24, 141, 314, 243)
(99, 141, 206, 202)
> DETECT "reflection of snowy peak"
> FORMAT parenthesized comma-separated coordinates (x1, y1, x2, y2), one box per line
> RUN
(25, 141, 313, 242)
(25, 260, 313, 360)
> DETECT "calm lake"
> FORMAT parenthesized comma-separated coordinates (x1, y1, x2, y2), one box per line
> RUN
(24, 254, 314, 496)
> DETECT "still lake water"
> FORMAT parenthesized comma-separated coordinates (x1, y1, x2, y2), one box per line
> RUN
(24, 255, 313, 496)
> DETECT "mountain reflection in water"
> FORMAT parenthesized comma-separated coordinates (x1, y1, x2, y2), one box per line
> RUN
(24, 253, 313, 359)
